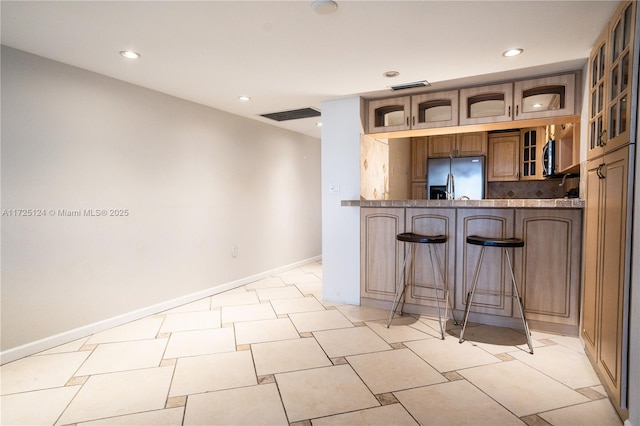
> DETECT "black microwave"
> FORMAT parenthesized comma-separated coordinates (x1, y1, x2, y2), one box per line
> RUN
(542, 139, 557, 177)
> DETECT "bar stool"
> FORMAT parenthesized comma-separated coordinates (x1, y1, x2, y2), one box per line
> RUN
(459, 235, 534, 354)
(387, 232, 457, 339)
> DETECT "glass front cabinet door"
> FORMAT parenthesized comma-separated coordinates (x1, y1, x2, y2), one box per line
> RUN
(367, 97, 411, 133)
(513, 74, 576, 120)
(459, 83, 513, 125)
(588, 28, 608, 160)
(410, 90, 459, 130)
(606, 1, 636, 152)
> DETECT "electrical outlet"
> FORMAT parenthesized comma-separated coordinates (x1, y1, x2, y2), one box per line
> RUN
(329, 183, 340, 194)
(231, 246, 238, 258)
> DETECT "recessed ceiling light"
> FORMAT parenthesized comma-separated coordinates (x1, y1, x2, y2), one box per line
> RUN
(311, 0, 338, 15)
(238, 96, 251, 102)
(532, 103, 543, 108)
(502, 48, 524, 57)
(119, 50, 140, 59)
(383, 71, 400, 78)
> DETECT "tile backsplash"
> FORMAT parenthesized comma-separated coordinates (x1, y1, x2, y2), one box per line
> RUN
(487, 177, 579, 199)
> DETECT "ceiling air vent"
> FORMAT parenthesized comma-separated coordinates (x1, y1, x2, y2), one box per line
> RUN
(261, 107, 321, 122)
(390, 80, 431, 91)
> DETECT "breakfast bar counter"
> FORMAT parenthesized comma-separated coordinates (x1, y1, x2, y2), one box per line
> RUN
(345, 199, 584, 335)
(341, 198, 584, 208)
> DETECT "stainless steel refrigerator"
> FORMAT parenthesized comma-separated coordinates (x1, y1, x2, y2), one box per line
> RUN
(427, 156, 485, 200)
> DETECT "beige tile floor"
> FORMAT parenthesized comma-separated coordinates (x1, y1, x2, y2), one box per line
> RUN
(0, 261, 624, 425)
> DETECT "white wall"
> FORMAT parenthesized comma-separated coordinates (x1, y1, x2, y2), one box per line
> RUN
(320, 97, 361, 305)
(0, 47, 321, 358)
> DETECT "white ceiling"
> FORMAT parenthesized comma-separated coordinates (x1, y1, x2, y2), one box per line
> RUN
(1, 1, 619, 138)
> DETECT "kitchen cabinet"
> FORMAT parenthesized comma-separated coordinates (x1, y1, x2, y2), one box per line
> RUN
(460, 83, 514, 126)
(367, 90, 459, 134)
(403, 209, 456, 308)
(427, 132, 487, 158)
(411, 90, 459, 130)
(582, 145, 633, 418)
(411, 137, 428, 182)
(358, 205, 584, 334)
(367, 97, 411, 133)
(520, 127, 544, 180)
(410, 137, 428, 199)
(411, 182, 427, 200)
(514, 209, 582, 332)
(588, 1, 636, 160)
(513, 74, 576, 120)
(360, 208, 405, 302)
(366, 72, 579, 135)
(487, 131, 520, 181)
(455, 209, 515, 318)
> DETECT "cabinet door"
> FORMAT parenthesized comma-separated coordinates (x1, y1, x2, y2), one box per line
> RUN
(456, 209, 515, 317)
(605, 1, 636, 152)
(487, 132, 520, 181)
(520, 127, 544, 180)
(404, 209, 456, 309)
(360, 208, 405, 301)
(411, 182, 427, 199)
(456, 132, 487, 157)
(411, 137, 428, 182)
(598, 146, 630, 404)
(515, 210, 582, 331)
(581, 158, 603, 357)
(459, 83, 514, 125)
(427, 134, 456, 158)
(587, 28, 608, 160)
(513, 74, 576, 120)
(367, 97, 411, 134)
(411, 90, 459, 129)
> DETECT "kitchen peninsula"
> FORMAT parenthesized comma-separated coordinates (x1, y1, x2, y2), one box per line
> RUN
(343, 198, 583, 335)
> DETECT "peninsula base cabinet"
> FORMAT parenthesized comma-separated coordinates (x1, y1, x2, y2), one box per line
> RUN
(455, 209, 516, 319)
(360, 208, 405, 303)
(360, 206, 582, 335)
(581, 146, 632, 420)
(515, 209, 582, 334)
(403, 209, 456, 308)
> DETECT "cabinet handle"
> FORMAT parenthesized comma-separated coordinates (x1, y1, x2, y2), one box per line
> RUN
(596, 163, 606, 179)
(412, 116, 416, 126)
(406, 117, 409, 126)
(508, 106, 511, 117)
(516, 105, 519, 116)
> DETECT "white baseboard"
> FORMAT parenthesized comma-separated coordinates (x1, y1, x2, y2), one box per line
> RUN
(0, 255, 321, 365)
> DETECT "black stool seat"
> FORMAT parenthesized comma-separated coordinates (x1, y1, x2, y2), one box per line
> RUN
(397, 232, 447, 244)
(466, 235, 524, 248)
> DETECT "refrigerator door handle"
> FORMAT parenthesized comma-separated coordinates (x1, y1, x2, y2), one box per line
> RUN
(446, 173, 455, 200)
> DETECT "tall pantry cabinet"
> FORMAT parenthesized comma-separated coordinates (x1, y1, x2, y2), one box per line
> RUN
(581, 1, 636, 420)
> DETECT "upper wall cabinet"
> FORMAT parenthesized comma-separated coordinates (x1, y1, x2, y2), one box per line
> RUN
(366, 72, 579, 134)
(588, 1, 636, 160)
(513, 74, 576, 120)
(459, 83, 514, 125)
(410, 90, 459, 130)
(367, 90, 459, 133)
(367, 96, 412, 133)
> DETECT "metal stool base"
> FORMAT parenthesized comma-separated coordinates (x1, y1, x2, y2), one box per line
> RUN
(387, 233, 458, 340)
(458, 242, 534, 354)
